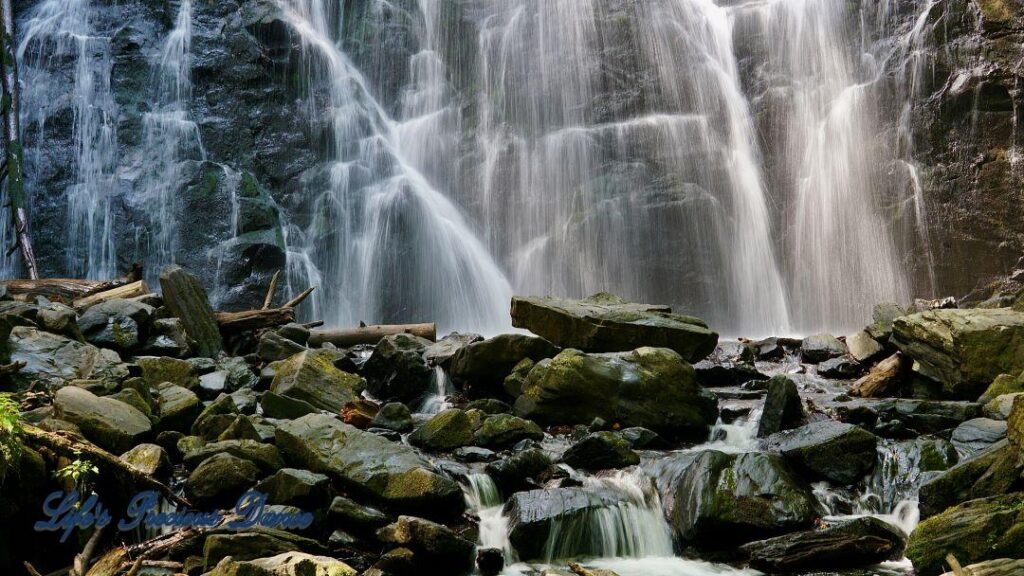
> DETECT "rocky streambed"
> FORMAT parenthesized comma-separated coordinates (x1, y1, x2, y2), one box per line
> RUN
(1, 273, 1023, 576)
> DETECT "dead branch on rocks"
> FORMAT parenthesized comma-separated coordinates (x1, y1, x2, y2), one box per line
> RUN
(22, 425, 190, 508)
(73, 280, 150, 309)
(71, 525, 106, 576)
(215, 270, 314, 334)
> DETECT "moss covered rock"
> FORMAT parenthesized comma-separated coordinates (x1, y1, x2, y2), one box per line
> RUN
(54, 386, 152, 453)
(514, 347, 718, 441)
(275, 414, 464, 518)
(473, 414, 544, 448)
(270, 350, 365, 413)
(892, 308, 1024, 399)
(907, 493, 1024, 574)
(408, 409, 474, 452)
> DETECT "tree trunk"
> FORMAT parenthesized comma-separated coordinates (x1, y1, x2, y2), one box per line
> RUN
(159, 265, 223, 357)
(0, 0, 38, 279)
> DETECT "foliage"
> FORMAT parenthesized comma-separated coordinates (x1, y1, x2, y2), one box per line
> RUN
(56, 450, 99, 493)
(0, 392, 23, 483)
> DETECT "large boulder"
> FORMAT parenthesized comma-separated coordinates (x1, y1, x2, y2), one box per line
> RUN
(270, 350, 364, 414)
(423, 332, 483, 367)
(275, 414, 464, 518)
(514, 347, 718, 441)
(762, 421, 878, 485)
(757, 375, 805, 437)
(740, 516, 907, 572)
(54, 386, 152, 453)
(243, 552, 356, 576)
(907, 493, 1024, 575)
(504, 487, 628, 561)
(362, 334, 433, 403)
(980, 372, 1024, 403)
(485, 449, 554, 494)
(449, 334, 559, 396)
(891, 308, 1024, 399)
(657, 450, 822, 548)
(510, 293, 718, 362)
(9, 327, 128, 385)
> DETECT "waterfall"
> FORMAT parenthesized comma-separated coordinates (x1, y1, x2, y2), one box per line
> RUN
(18, 0, 119, 280)
(418, 366, 452, 414)
(134, 0, 205, 277)
(273, 0, 513, 334)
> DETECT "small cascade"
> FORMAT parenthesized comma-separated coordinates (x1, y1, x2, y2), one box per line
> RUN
(701, 406, 762, 454)
(135, 0, 204, 278)
(540, 469, 674, 562)
(418, 366, 452, 414)
(18, 0, 119, 279)
(812, 439, 927, 536)
(463, 473, 514, 561)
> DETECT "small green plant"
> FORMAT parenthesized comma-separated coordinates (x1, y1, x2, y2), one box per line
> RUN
(0, 392, 23, 483)
(56, 451, 99, 493)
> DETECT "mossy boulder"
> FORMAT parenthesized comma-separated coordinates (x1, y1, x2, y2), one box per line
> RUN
(657, 450, 822, 549)
(514, 347, 718, 441)
(371, 402, 414, 433)
(907, 493, 1024, 575)
(408, 409, 474, 452)
(155, 383, 202, 432)
(449, 334, 559, 396)
(275, 414, 464, 518)
(253, 468, 332, 508)
(270, 350, 365, 414)
(981, 372, 1024, 403)
(560, 431, 639, 471)
(473, 414, 544, 448)
(120, 443, 171, 478)
(78, 299, 154, 352)
(185, 452, 261, 507)
(136, 356, 198, 388)
(183, 439, 285, 472)
(891, 308, 1024, 399)
(54, 386, 152, 453)
(510, 293, 718, 361)
(740, 516, 907, 572)
(919, 440, 1022, 519)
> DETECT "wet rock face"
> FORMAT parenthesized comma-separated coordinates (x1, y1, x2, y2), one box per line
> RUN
(657, 450, 822, 549)
(740, 516, 907, 572)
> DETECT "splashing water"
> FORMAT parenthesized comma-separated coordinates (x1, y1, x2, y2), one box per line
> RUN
(464, 473, 514, 562)
(418, 366, 452, 414)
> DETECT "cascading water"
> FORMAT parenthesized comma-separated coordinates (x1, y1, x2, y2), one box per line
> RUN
(18, 0, 119, 280)
(132, 0, 205, 277)
(273, 0, 513, 334)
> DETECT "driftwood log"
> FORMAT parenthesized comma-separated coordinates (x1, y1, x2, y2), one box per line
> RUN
(309, 322, 436, 347)
(850, 353, 906, 398)
(74, 280, 149, 309)
(0, 264, 142, 303)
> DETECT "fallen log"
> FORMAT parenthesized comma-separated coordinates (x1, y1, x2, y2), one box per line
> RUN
(215, 308, 295, 333)
(73, 280, 149, 309)
(850, 353, 906, 398)
(21, 425, 190, 508)
(0, 264, 142, 303)
(309, 323, 436, 347)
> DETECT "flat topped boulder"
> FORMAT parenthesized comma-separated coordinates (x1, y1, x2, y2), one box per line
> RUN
(54, 386, 152, 453)
(891, 307, 1024, 399)
(510, 293, 718, 362)
(275, 414, 464, 518)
